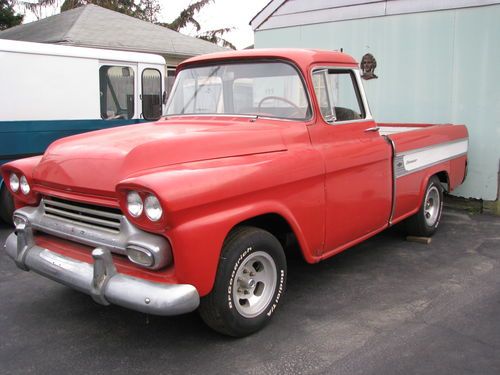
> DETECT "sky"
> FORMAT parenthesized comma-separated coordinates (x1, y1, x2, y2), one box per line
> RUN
(18, 0, 271, 50)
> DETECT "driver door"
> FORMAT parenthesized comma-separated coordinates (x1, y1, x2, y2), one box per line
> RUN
(308, 67, 392, 256)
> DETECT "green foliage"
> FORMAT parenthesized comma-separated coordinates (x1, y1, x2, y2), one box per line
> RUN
(0, 0, 23, 30)
(18, 0, 57, 20)
(60, 0, 152, 21)
(160, 0, 211, 32)
(160, 0, 235, 49)
(198, 27, 236, 49)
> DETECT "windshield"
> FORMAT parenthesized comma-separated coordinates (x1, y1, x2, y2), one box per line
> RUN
(166, 61, 311, 121)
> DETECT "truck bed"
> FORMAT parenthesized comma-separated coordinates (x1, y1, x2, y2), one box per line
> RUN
(377, 122, 468, 223)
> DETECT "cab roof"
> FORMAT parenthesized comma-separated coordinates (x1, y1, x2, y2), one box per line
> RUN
(178, 48, 359, 71)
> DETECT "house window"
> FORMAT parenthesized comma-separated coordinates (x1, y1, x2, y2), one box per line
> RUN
(99, 66, 134, 120)
(142, 68, 162, 120)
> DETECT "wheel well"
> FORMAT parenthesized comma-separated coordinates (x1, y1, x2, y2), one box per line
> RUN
(435, 171, 450, 192)
(232, 213, 301, 256)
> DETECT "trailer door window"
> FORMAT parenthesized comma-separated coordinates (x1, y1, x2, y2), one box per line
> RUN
(99, 66, 134, 120)
(142, 68, 162, 120)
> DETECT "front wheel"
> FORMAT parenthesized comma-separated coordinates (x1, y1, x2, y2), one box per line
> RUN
(405, 176, 444, 237)
(199, 226, 287, 337)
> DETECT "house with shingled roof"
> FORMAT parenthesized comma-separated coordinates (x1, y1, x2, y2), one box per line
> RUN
(0, 4, 227, 89)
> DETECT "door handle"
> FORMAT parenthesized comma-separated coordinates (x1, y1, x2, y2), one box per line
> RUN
(364, 126, 380, 132)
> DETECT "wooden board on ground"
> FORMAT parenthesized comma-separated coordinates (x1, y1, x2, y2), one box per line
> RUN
(406, 236, 432, 244)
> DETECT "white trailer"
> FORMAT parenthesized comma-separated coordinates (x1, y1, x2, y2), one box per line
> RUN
(0, 39, 167, 222)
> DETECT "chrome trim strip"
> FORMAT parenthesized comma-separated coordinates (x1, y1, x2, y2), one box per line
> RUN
(43, 198, 122, 220)
(384, 135, 397, 225)
(44, 206, 121, 230)
(4, 229, 199, 316)
(14, 203, 171, 270)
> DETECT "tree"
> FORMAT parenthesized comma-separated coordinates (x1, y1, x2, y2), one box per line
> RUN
(198, 27, 235, 49)
(139, 0, 159, 23)
(19, 0, 60, 20)
(160, 0, 211, 32)
(0, 0, 23, 30)
(161, 0, 235, 49)
(60, 0, 149, 20)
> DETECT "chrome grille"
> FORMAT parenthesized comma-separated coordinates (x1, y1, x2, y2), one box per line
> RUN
(42, 197, 122, 234)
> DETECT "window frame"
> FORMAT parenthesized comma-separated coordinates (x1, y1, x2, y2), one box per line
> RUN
(141, 67, 163, 121)
(166, 59, 314, 122)
(310, 66, 371, 125)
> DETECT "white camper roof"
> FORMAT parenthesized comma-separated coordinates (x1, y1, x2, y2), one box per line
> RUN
(0, 39, 165, 65)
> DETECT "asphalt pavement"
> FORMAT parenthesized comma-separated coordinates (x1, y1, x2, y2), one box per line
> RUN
(1, 209, 499, 375)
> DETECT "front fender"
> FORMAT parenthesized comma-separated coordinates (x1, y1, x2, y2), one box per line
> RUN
(119, 150, 325, 296)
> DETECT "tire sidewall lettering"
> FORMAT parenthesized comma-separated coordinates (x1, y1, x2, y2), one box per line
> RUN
(266, 269, 285, 317)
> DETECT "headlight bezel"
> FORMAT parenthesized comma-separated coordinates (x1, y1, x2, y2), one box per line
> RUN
(117, 185, 168, 232)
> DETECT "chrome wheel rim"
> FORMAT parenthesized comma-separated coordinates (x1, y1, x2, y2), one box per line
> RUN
(232, 251, 277, 318)
(424, 186, 440, 227)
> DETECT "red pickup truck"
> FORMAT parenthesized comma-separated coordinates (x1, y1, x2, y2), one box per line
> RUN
(2, 49, 468, 336)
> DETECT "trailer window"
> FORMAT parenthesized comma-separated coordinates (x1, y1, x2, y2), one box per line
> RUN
(142, 68, 162, 120)
(99, 66, 134, 120)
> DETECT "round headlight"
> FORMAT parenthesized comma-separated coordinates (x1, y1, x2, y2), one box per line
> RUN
(144, 194, 162, 221)
(127, 191, 143, 218)
(20, 175, 30, 195)
(9, 173, 19, 192)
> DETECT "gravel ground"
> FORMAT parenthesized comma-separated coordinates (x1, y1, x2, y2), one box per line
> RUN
(1, 209, 499, 375)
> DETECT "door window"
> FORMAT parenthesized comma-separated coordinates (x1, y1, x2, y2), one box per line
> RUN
(142, 68, 162, 120)
(312, 69, 365, 123)
(99, 66, 134, 120)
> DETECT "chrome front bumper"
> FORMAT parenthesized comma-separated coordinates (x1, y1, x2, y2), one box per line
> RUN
(4, 220, 200, 316)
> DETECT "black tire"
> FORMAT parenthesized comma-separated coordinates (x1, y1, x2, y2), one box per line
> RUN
(405, 176, 444, 237)
(199, 226, 287, 337)
(0, 184, 14, 225)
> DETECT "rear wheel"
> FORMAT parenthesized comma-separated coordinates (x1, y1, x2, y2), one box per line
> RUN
(0, 184, 14, 224)
(199, 226, 287, 337)
(405, 176, 444, 237)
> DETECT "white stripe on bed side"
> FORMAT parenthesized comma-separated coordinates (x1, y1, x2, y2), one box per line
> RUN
(394, 139, 468, 178)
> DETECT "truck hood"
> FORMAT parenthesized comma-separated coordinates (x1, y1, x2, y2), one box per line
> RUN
(33, 118, 287, 194)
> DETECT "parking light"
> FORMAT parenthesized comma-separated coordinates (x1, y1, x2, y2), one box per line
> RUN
(126, 245, 155, 267)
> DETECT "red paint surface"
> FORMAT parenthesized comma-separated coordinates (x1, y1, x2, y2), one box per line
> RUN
(1, 49, 468, 297)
